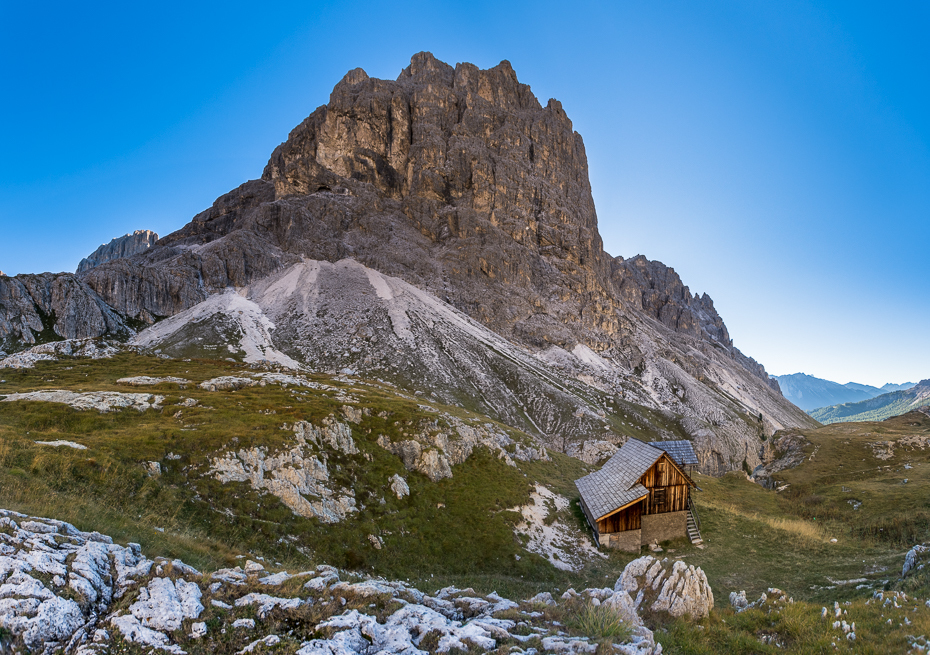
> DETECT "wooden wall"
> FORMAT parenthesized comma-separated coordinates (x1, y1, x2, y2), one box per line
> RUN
(598, 503, 641, 534)
(639, 455, 690, 516)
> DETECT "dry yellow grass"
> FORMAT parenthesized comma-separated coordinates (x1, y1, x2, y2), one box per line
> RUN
(701, 498, 827, 544)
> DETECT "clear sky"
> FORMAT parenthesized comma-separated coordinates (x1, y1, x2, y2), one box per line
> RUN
(1, 1, 927, 387)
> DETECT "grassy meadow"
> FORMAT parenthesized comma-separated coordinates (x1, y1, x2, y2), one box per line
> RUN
(2, 353, 930, 652)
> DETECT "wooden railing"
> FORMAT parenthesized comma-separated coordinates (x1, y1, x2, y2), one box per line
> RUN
(687, 495, 701, 531)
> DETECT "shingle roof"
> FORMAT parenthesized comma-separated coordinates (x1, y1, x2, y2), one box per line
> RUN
(575, 439, 664, 520)
(651, 440, 699, 466)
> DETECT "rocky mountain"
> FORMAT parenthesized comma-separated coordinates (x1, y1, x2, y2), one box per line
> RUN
(775, 373, 916, 411)
(776, 373, 878, 411)
(76, 229, 159, 274)
(881, 381, 916, 393)
(0, 273, 130, 351)
(0, 53, 816, 474)
(809, 379, 930, 424)
(841, 381, 883, 397)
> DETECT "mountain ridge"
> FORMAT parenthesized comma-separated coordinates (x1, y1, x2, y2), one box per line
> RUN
(0, 52, 816, 473)
(774, 372, 916, 411)
(76, 229, 159, 274)
(808, 379, 930, 424)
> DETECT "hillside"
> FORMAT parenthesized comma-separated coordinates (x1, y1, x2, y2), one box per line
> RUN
(809, 380, 930, 424)
(774, 372, 915, 411)
(0, 53, 816, 479)
(0, 351, 587, 582)
(3, 351, 930, 653)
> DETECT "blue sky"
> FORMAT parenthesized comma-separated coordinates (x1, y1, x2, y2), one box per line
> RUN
(1, 1, 927, 387)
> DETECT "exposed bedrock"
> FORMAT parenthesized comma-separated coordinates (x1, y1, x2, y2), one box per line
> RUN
(0, 273, 129, 348)
(76, 230, 159, 274)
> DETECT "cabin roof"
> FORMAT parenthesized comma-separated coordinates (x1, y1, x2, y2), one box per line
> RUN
(650, 440, 699, 466)
(575, 439, 666, 520)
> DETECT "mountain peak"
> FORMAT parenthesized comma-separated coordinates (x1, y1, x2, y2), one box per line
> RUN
(76, 230, 159, 274)
(0, 54, 816, 475)
(399, 51, 454, 82)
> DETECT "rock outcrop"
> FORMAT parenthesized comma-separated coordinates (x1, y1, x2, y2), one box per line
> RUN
(615, 555, 715, 619)
(0, 510, 170, 654)
(0, 509, 667, 655)
(376, 414, 546, 482)
(117, 376, 191, 387)
(76, 230, 159, 274)
(567, 439, 622, 465)
(509, 485, 605, 572)
(0, 274, 129, 349)
(729, 587, 793, 614)
(1, 390, 164, 412)
(751, 430, 812, 488)
(902, 544, 930, 577)
(209, 418, 360, 523)
(0, 338, 118, 369)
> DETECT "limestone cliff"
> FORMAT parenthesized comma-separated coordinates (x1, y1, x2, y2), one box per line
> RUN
(0, 273, 129, 350)
(76, 229, 159, 274)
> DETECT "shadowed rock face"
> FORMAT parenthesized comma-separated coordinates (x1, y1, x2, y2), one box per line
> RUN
(76, 230, 159, 274)
(1, 52, 817, 472)
(0, 273, 128, 348)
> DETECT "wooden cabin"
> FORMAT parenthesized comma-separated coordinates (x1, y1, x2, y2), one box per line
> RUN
(575, 439, 699, 551)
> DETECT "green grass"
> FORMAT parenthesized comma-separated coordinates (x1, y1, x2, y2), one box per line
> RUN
(566, 603, 634, 641)
(0, 353, 622, 591)
(5, 353, 930, 652)
(683, 474, 898, 606)
(671, 411, 930, 609)
(658, 592, 930, 654)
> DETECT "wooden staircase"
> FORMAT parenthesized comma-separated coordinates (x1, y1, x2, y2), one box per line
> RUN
(687, 497, 703, 545)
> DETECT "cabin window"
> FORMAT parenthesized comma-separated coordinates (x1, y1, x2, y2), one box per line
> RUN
(653, 489, 666, 508)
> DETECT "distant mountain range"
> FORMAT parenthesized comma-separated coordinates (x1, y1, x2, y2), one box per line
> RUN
(774, 373, 915, 411)
(808, 379, 930, 424)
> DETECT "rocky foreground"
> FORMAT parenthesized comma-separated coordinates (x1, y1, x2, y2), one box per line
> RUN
(0, 509, 721, 655)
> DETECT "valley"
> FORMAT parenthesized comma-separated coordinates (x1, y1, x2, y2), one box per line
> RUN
(809, 381, 930, 425)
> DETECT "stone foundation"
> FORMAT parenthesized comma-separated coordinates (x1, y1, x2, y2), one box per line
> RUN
(600, 529, 642, 552)
(641, 510, 687, 545)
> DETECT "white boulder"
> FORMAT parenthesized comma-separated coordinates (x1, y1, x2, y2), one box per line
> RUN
(616, 555, 714, 619)
(129, 576, 203, 632)
(390, 474, 410, 499)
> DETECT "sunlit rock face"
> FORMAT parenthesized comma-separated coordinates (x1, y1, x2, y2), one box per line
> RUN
(76, 230, 159, 274)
